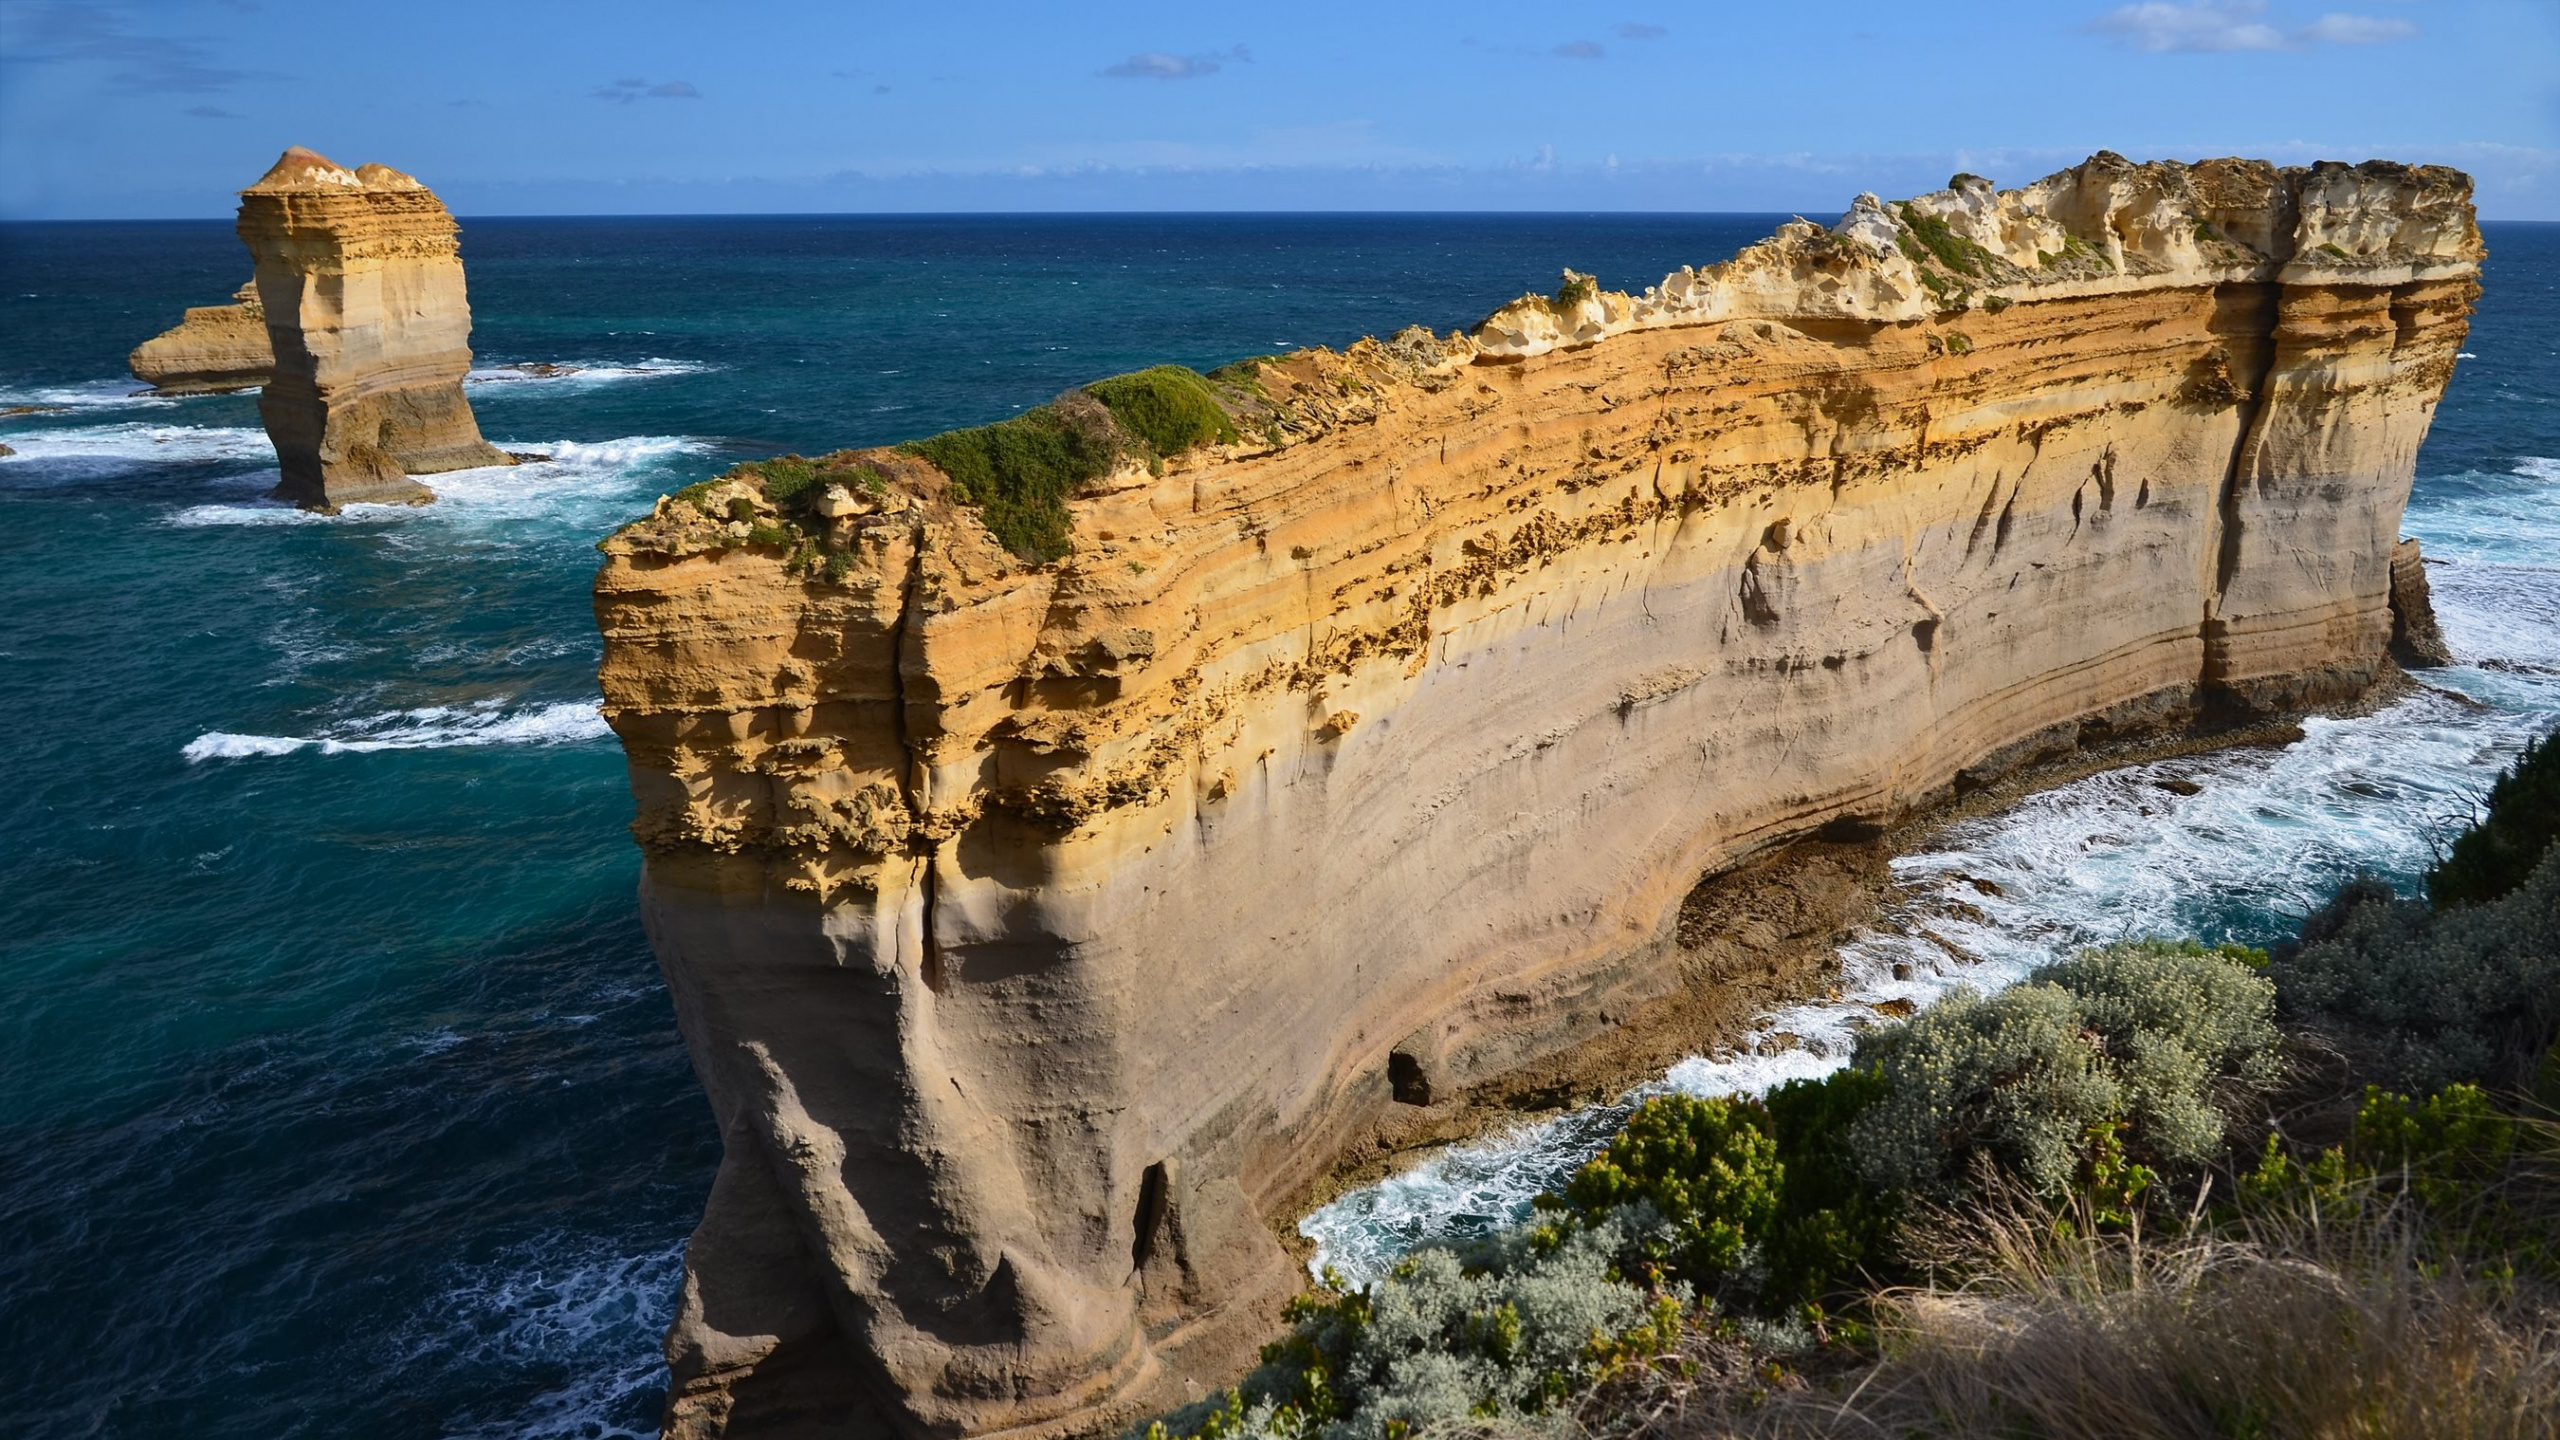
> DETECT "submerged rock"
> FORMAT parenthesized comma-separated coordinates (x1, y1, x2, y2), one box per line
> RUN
(235, 147, 509, 510)
(128, 279, 274, 395)
(593, 153, 2483, 1438)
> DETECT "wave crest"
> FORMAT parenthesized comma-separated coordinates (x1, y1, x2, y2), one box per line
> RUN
(184, 700, 611, 761)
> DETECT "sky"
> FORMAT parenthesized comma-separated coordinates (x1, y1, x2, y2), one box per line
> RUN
(2, 0, 2556, 219)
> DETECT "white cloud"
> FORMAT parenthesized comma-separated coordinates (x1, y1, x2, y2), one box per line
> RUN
(591, 77, 701, 103)
(1101, 46, 1250, 80)
(2091, 1, 2417, 53)
(2298, 11, 2419, 44)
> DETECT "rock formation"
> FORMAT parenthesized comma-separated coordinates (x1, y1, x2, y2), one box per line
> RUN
(2389, 538, 2456, 666)
(236, 146, 509, 510)
(128, 279, 274, 394)
(593, 153, 2479, 1438)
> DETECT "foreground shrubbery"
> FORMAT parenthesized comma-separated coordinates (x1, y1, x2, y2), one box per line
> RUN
(1135, 731, 2560, 1439)
(2271, 856, 2560, 1090)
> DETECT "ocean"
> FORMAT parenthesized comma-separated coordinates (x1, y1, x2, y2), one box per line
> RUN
(1, 214, 2553, 1437)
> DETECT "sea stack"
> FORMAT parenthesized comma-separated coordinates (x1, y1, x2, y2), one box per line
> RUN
(595, 154, 2479, 1437)
(236, 146, 508, 510)
(128, 280, 274, 395)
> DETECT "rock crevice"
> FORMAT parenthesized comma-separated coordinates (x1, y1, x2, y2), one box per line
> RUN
(594, 153, 2479, 1438)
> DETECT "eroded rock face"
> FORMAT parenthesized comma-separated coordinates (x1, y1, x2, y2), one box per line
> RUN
(236, 147, 509, 509)
(129, 280, 274, 395)
(594, 153, 2480, 1438)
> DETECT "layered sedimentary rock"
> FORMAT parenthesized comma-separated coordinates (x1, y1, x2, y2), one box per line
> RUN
(593, 154, 2479, 1438)
(237, 146, 509, 509)
(128, 279, 274, 394)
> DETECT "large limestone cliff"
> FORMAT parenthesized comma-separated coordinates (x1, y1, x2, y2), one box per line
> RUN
(237, 147, 509, 510)
(593, 153, 2479, 1438)
(128, 279, 274, 395)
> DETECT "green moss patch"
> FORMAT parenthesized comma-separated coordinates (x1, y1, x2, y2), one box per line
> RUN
(904, 407, 1119, 563)
(1085, 366, 1240, 457)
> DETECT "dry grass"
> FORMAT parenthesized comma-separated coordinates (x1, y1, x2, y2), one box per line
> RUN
(1448, 1147, 2560, 1440)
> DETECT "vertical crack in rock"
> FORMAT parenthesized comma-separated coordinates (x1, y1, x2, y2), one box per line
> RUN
(595, 153, 2483, 1438)
(889, 517, 942, 993)
(2203, 285, 2288, 711)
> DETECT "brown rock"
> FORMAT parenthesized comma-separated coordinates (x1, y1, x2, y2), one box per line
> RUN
(235, 147, 510, 510)
(128, 279, 274, 395)
(2389, 537, 2455, 667)
(592, 154, 2480, 1438)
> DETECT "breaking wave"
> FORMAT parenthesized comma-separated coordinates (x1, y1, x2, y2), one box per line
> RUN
(0, 378, 177, 412)
(466, 358, 714, 388)
(0, 423, 273, 483)
(396, 1235, 682, 1440)
(183, 700, 611, 761)
(164, 436, 706, 527)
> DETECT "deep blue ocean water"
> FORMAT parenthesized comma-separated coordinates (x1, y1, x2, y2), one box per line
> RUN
(0, 215, 2553, 1437)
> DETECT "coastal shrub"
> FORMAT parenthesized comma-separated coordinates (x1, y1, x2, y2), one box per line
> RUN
(1137, 1214, 1682, 1440)
(1539, 1068, 1900, 1313)
(1894, 203, 1996, 278)
(1548, 1094, 1781, 1285)
(1549, 271, 1600, 315)
(1850, 940, 2277, 1196)
(904, 406, 1118, 562)
(1084, 366, 1239, 457)
(747, 454, 823, 511)
(2429, 734, 2560, 909)
(2270, 847, 2560, 1090)
(726, 451, 890, 516)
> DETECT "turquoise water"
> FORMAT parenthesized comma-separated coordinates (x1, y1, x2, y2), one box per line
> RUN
(2, 217, 2554, 1435)
(0, 214, 1795, 1438)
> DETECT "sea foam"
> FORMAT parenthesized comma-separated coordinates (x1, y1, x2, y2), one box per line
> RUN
(183, 700, 611, 761)
(165, 436, 706, 527)
(466, 358, 714, 388)
(0, 378, 179, 412)
(399, 1235, 683, 1440)
(0, 423, 274, 485)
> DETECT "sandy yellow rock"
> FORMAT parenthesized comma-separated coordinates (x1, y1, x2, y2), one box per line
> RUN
(128, 280, 273, 395)
(593, 153, 2479, 1438)
(236, 146, 510, 510)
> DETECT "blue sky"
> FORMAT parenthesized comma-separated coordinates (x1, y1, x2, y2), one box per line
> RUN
(2, 0, 2554, 218)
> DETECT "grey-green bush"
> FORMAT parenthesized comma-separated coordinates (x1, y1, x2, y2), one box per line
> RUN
(2272, 846, 2560, 1090)
(1849, 940, 2278, 1196)
(1137, 1211, 1679, 1440)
